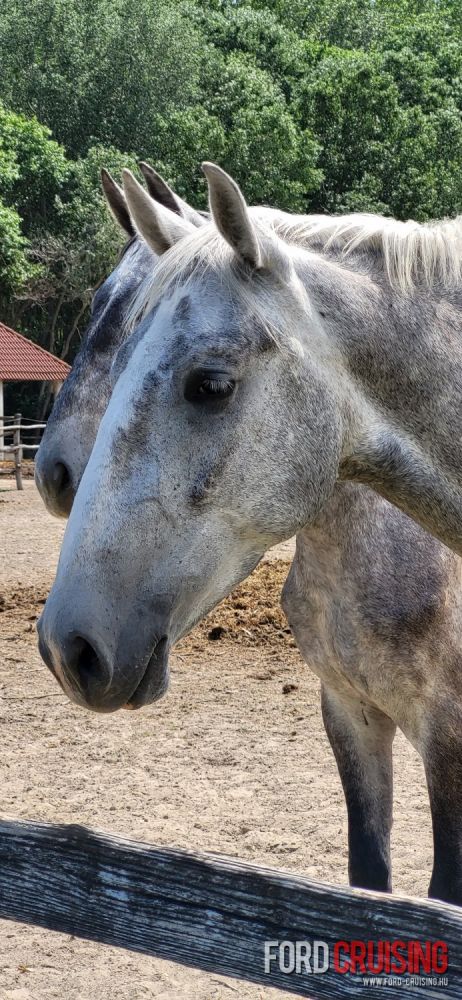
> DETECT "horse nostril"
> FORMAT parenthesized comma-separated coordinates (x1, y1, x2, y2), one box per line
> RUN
(52, 461, 71, 497)
(35, 453, 75, 517)
(72, 636, 106, 696)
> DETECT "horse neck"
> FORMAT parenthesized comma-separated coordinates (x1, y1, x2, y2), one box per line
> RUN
(292, 482, 408, 616)
(298, 482, 385, 563)
(300, 252, 462, 554)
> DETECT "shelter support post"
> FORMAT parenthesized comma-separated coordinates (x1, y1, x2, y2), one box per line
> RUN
(0, 380, 3, 460)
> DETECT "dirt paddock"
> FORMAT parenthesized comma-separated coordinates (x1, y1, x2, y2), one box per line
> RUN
(0, 481, 433, 999)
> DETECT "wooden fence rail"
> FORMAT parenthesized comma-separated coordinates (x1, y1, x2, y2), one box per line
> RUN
(0, 819, 461, 997)
(0, 413, 46, 489)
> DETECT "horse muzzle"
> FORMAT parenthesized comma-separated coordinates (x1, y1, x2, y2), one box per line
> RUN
(37, 595, 171, 713)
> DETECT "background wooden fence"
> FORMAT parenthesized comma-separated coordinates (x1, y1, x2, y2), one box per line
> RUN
(0, 413, 46, 489)
(0, 818, 461, 998)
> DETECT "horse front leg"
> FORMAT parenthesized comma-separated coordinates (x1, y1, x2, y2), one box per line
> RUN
(321, 683, 396, 892)
(424, 730, 462, 906)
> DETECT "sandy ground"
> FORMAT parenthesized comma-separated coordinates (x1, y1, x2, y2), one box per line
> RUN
(0, 481, 433, 1000)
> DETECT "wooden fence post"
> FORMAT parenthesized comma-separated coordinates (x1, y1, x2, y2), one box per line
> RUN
(14, 412, 23, 491)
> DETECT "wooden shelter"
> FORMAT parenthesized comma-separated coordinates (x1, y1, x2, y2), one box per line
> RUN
(0, 322, 70, 451)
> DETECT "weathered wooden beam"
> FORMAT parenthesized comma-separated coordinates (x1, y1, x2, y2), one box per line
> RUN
(0, 819, 460, 998)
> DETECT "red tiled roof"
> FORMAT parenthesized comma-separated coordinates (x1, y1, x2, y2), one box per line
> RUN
(0, 322, 71, 381)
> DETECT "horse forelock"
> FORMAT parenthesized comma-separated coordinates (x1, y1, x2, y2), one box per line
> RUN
(126, 218, 294, 349)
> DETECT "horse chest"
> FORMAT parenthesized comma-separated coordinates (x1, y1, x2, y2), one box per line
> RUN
(281, 549, 367, 696)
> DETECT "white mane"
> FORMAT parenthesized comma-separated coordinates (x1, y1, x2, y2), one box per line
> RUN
(276, 210, 462, 292)
(129, 208, 462, 329)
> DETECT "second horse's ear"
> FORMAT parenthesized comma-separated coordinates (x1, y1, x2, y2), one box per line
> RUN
(101, 169, 135, 237)
(123, 169, 195, 255)
(139, 162, 206, 228)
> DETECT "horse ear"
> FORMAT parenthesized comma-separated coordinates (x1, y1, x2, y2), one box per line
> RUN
(202, 162, 261, 269)
(122, 169, 195, 255)
(138, 162, 205, 229)
(101, 169, 135, 237)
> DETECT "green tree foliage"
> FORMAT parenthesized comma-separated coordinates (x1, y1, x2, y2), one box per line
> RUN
(0, 0, 462, 415)
(0, 102, 67, 313)
(0, 0, 205, 157)
(0, 201, 34, 299)
(0, 102, 69, 234)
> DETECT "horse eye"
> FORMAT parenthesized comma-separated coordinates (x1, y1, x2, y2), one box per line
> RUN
(185, 372, 236, 404)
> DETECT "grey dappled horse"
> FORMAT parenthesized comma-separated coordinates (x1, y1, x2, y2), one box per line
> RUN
(38, 165, 462, 905)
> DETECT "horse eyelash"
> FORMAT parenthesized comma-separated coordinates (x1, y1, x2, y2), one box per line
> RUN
(200, 378, 234, 394)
